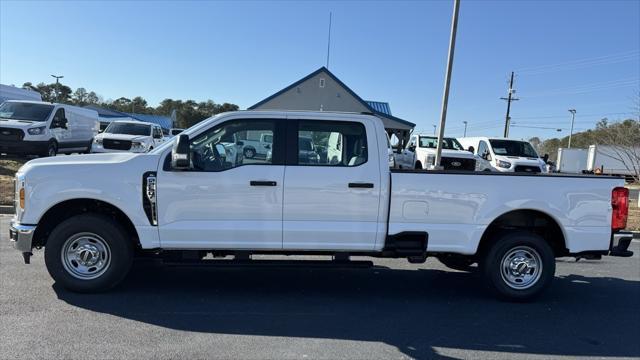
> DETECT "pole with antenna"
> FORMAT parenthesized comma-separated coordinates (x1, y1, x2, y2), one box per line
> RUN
(326, 12, 332, 69)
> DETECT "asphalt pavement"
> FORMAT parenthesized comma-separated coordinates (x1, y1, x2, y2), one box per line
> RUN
(1, 215, 639, 360)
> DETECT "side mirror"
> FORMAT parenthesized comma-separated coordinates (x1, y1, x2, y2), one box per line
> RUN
(408, 145, 416, 152)
(153, 133, 163, 139)
(467, 146, 475, 153)
(542, 154, 549, 163)
(264, 144, 271, 149)
(236, 141, 244, 146)
(171, 134, 190, 170)
(52, 117, 68, 129)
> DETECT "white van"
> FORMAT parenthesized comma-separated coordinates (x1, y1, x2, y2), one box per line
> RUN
(0, 101, 99, 157)
(458, 137, 547, 173)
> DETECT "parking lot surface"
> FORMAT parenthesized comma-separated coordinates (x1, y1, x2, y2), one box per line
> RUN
(1, 215, 639, 360)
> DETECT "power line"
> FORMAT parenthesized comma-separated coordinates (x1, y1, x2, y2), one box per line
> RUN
(516, 50, 640, 75)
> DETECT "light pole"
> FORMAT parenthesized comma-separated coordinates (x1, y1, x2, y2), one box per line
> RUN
(433, 124, 437, 135)
(463, 121, 468, 137)
(51, 74, 64, 102)
(568, 109, 576, 148)
(433, 0, 461, 169)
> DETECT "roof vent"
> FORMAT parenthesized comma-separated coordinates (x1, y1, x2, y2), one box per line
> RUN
(319, 78, 325, 88)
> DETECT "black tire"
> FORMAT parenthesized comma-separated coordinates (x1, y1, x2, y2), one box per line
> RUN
(43, 141, 57, 157)
(83, 140, 93, 154)
(415, 161, 423, 170)
(481, 231, 555, 301)
(244, 147, 256, 159)
(438, 255, 477, 272)
(44, 214, 133, 293)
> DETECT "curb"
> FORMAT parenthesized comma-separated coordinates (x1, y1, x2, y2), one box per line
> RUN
(0, 205, 14, 215)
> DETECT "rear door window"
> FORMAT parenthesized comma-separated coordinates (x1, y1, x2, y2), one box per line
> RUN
(296, 121, 367, 167)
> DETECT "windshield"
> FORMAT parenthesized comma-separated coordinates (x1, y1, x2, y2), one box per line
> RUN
(489, 139, 539, 157)
(104, 122, 151, 136)
(419, 136, 464, 150)
(0, 102, 54, 122)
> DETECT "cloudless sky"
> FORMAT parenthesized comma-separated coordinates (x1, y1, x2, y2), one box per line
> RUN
(1, 0, 638, 140)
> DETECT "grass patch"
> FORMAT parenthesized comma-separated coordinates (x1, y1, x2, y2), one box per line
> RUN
(0, 157, 28, 205)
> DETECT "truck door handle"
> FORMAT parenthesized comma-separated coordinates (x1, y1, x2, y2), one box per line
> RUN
(250, 181, 277, 186)
(348, 182, 374, 188)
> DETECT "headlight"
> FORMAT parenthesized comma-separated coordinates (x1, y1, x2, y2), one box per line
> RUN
(131, 141, 146, 150)
(497, 160, 511, 168)
(94, 138, 103, 145)
(27, 126, 46, 135)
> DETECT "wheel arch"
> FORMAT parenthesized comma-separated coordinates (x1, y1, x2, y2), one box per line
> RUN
(476, 209, 568, 257)
(33, 198, 140, 248)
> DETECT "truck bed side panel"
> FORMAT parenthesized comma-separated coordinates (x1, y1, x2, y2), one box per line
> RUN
(389, 172, 622, 254)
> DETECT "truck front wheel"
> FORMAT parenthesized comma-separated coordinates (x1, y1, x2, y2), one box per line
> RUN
(44, 214, 133, 293)
(481, 231, 555, 301)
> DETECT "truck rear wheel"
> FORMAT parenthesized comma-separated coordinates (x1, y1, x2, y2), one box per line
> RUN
(481, 231, 555, 301)
(415, 161, 423, 169)
(44, 214, 133, 293)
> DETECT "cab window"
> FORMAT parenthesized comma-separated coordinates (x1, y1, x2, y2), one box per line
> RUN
(296, 121, 367, 166)
(188, 119, 280, 172)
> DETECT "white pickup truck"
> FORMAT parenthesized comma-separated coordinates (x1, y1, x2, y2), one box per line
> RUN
(9, 111, 633, 300)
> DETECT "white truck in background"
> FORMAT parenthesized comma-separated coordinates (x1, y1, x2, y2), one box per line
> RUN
(0, 100, 99, 156)
(92, 120, 166, 153)
(9, 111, 633, 301)
(556, 148, 589, 174)
(396, 134, 478, 171)
(587, 144, 640, 181)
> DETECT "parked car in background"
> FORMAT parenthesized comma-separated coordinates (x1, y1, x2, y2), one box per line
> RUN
(459, 137, 547, 173)
(92, 120, 165, 153)
(396, 134, 477, 171)
(0, 100, 99, 157)
(240, 132, 273, 159)
(556, 148, 589, 174)
(9, 111, 633, 301)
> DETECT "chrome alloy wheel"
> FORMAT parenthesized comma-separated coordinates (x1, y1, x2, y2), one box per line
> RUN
(61, 233, 111, 280)
(500, 246, 543, 290)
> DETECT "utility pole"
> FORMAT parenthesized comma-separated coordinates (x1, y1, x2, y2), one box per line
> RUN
(500, 71, 519, 138)
(326, 12, 332, 69)
(51, 74, 64, 102)
(463, 121, 468, 136)
(568, 109, 576, 148)
(433, 0, 460, 169)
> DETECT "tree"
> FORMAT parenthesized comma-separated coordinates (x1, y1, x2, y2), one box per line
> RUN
(592, 118, 640, 182)
(72, 87, 88, 106)
(528, 137, 542, 154)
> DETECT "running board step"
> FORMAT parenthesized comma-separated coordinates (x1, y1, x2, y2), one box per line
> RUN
(160, 259, 374, 268)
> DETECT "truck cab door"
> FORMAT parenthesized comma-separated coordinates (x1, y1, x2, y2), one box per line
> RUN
(282, 118, 381, 251)
(156, 118, 286, 249)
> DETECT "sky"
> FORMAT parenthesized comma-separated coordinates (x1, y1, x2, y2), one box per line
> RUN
(1, 0, 638, 141)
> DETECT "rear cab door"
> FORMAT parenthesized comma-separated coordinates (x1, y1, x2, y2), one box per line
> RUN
(282, 114, 383, 251)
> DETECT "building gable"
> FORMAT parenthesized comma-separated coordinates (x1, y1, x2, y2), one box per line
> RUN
(250, 68, 370, 113)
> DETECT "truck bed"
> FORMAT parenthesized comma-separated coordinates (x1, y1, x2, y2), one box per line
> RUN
(389, 170, 623, 255)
